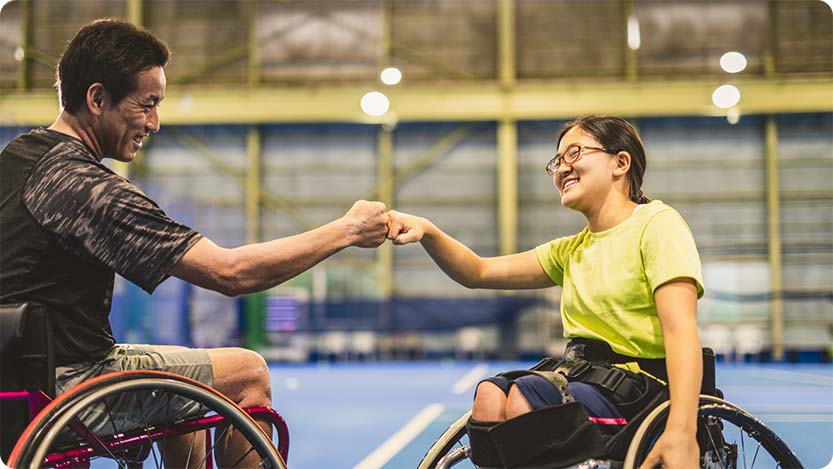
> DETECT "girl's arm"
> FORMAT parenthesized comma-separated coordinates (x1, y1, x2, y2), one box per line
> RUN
(641, 278, 701, 469)
(386, 210, 554, 289)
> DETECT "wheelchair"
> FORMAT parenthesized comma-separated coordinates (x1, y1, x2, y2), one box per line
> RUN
(0, 303, 290, 468)
(418, 348, 804, 469)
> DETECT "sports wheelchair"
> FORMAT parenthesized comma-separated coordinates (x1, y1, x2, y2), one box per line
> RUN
(0, 303, 290, 468)
(418, 346, 804, 469)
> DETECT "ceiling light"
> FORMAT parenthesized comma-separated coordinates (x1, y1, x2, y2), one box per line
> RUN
(627, 15, 641, 50)
(380, 67, 402, 85)
(712, 85, 741, 109)
(720, 51, 747, 74)
(360, 91, 390, 117)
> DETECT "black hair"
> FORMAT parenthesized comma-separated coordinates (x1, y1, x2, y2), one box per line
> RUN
(56, 18, 170, 113)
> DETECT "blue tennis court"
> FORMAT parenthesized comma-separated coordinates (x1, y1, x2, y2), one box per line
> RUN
(268, 361, 833, 469)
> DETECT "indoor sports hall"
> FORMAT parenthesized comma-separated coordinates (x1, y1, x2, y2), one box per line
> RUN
(0, 1, 831, 468)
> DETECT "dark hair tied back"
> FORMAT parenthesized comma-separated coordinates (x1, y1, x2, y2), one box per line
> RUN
(556, 115, 651, 204)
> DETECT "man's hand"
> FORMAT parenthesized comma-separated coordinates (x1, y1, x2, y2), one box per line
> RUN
(386, 210, 428, 245)
(341, 200, 389, 248)
(639, 428, 699, 469)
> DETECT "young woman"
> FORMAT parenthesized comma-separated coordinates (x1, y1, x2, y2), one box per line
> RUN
(386, 115, 703, 468)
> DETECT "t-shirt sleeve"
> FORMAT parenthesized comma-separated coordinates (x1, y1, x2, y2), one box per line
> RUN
(534, 237, 569, 286)
(640, 208, 704, 298)
(23, 146, 203, 293)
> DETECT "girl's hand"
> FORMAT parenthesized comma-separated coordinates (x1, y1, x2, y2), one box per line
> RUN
(386, 210, 427, 245)
(639, 429, 698, 469)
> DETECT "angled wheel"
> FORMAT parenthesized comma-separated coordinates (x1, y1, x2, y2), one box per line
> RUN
(418, 410, 471, 469)
(624, 395, 803, 469)
(9, 370, 286, 469)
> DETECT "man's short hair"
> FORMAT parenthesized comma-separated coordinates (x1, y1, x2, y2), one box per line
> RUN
(56, 18, 170, 114)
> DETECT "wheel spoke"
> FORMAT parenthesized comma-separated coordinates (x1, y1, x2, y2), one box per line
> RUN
(228, 446, 257, 468)
(136, 392, 162, 468)
(740, 425, 747, 469)
(750, 444, 761, 468)
(104, 396, 130, 468)
(193, 424, 231, 469)
(704, 419, 726, 467)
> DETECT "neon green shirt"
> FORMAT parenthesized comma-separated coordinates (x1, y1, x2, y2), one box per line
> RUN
(535, 200, 704, 359)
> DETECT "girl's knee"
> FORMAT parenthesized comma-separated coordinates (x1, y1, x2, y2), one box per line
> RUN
(472, 382, 508, 422)
(505, 385, 533, 420)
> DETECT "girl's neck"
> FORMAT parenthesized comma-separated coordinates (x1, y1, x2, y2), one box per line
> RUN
(584, 195, 638, 233)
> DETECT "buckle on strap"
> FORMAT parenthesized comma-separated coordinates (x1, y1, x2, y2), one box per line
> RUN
(598, 367, 627, 393)
(559, 359, 592, 380)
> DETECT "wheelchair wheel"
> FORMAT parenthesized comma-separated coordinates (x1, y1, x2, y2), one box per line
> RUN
(9, 370, 286, 469)
(624, 395, 803, 469)
(418, 410, 470, 469)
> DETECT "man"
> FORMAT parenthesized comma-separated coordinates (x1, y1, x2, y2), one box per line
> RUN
(0, 18, 388, 465)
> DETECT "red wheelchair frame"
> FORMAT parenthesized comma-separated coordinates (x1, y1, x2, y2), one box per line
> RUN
(1, 370, 290, 468)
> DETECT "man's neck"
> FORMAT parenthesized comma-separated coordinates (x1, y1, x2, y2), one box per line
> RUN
(49, 111, 102, 160)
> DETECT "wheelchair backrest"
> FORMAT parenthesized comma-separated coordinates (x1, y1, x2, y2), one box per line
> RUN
(0, 302, 55, 396)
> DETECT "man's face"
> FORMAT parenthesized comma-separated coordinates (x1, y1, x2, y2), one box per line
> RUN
(99, 66, 166, 162)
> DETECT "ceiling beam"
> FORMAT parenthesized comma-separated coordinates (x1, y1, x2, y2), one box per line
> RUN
(2, 77, 831, 126)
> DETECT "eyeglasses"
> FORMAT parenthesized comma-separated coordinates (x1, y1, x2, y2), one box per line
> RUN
(546, 145, 616, 175)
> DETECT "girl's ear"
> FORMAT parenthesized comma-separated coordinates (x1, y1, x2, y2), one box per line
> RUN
(612, 151, 631, 177)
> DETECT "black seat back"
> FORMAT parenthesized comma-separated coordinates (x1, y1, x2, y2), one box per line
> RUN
(0, 302, 55, 461)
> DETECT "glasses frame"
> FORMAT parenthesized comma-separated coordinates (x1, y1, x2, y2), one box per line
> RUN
(546, 145, 617, 175)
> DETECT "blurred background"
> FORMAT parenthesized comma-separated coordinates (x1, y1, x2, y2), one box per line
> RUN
(1, 0, 831, 365)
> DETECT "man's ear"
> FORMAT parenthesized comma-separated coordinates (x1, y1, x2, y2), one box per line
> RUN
(85, 83, 108, 116)
(612, 151, 632, 177)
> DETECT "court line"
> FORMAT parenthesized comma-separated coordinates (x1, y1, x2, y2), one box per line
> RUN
(353, 403, 445, 469)
(451, 363, 490, 395)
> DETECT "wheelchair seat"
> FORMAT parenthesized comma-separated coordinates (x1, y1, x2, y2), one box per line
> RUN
(0, 302, 55, 462)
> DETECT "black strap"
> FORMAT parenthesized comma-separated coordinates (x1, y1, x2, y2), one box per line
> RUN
(555, 358, 644, 403)
(566, 338, 668, 381)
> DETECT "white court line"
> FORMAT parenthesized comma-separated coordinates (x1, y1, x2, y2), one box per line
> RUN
(451, 363, 490, 395)
(353, 403, 445, 469)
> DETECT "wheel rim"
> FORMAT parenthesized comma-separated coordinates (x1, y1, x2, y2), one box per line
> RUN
(14, 373, 284, 469)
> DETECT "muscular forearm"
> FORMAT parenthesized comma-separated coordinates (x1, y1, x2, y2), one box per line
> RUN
(173, 200, 388, 296)
(226, 218, 352, 294)
(173, 219, 353, 296)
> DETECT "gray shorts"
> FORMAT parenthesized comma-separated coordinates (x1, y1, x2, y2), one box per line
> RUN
(55, 344, 214, 438)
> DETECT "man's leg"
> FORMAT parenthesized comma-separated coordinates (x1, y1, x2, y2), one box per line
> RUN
(205, 348, 273, 467)
(149, 345, 208, 468)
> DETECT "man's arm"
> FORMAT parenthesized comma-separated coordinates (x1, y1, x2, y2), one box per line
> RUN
(170, 200, 388, 296)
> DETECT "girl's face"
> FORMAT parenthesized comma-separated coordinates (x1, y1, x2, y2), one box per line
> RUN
(553, 126, 619, 211)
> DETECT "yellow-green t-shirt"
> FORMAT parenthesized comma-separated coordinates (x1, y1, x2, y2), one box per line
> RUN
(535, 200, 704, 359)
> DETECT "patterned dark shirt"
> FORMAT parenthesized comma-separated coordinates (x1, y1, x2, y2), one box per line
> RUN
(0, 128, 202, 366)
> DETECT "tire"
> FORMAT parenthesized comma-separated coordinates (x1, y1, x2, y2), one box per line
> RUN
(418, 410, 471, 469)
(9, 370, 286, 469)
(624, 395, 803, 469)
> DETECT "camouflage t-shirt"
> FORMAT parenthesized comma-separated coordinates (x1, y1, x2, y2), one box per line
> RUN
(0, 128, 202, 366)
